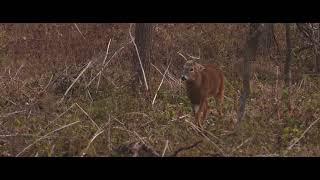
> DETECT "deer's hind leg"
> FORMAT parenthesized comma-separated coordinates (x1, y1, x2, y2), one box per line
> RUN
(192, 104, 200, 126)
(215, 89, 224, 117)
(193, 100, 206, 129)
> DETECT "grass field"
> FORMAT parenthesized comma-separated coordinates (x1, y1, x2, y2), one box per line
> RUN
(1, 23, 320, 157)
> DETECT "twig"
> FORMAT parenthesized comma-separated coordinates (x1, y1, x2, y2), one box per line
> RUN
(230, 138, 252, 154)
(129, 23, 149, 91)
(44, 74, 53, 91)
(74, 103, 100, 130)
(87, 90, 93, 103)
(96, 38, 112, 91)
(151, 63, 172, 84)
(140, 119, 156, 128)
(184, 118, 222, 143)
(285, 117, 320, 154)
(178, 115, 190, 120)
(186, 52, 200, 60)
(0, 134, 43, 138)
(81, 128, 105, 157)
(13, 63, 24, 79)
(0, 110, 26, 118)
(0, 96, 17, 106)
(101, 74, 118, 88)
(74, 23, 86, 40)
(161, 140, 169, 157)
(103, 39, 112, 66)
(27, 110, 32, 119)
(111, 115, 125, 126)
(126, 112, 152, 119)
(133, 130, 147, 146)
(85, 45, 125, 89)
(169, 140, 203, 157)
(96, 71, 102, 92)
(152, 61, 171, 106)
(108, 115, 112, 151)
(38, 104, 76, 135)
(185, 119, 226, 156)
(16, 120, 80, 157)
(61, 61, 92, 101)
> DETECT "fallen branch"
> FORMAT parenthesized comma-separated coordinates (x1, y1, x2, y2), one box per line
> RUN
(169, 140, 203, 157)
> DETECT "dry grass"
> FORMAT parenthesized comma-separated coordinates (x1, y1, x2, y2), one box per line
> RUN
(1, 23, 320, 157)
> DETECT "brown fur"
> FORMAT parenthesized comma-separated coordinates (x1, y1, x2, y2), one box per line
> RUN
(181, 60, 224, 128)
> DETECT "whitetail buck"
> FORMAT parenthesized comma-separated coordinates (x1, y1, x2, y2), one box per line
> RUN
(181, 60, 224, 128)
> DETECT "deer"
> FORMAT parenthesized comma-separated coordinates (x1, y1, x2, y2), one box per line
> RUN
(181, 60, 224, 128)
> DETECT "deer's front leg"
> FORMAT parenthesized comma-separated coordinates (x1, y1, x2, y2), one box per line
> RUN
(193, 100, 206, 128)
(192, 104, 201, 127)
(202, 98, 209, 122)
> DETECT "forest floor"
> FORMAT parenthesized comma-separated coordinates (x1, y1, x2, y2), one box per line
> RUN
(1, 52, 320, 157)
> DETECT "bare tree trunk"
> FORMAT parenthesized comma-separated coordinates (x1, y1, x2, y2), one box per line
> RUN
(296, 23, 320, 73)
(284, 23, 292, 87)
(261, 23, 273, 55)
(315, 23, 320, 73)
(131, 23, 153, 96)
(316, 51, 320, 73)
(260, 23, 281, 57)
(237, 23, 262, 123)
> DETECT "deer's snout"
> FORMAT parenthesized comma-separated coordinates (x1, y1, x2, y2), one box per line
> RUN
(181, 75, 187, 81)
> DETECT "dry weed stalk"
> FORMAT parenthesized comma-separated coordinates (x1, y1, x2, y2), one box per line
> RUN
(284, 116, 320, 155)
(129, 23, 149, 91)
(81, 128, 105, 157)
(184, 119, 226, 156)
(152, 61, 171, 106)
(16, 120, 81, 157)
(73, 23, 86, 40)
(60, 61, 92, 102)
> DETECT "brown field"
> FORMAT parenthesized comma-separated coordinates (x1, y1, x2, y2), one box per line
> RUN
(0, 23, 319, 157)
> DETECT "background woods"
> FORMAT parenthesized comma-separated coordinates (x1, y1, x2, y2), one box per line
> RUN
(0, 23, 320, 157)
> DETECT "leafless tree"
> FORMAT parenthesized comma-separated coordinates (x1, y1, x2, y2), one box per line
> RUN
(237, 23, 262, 123)
(131, 23, 153, 95)
(296, 23, 320, 73)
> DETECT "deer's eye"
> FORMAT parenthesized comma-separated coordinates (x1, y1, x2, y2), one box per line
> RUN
(190, 68, 194, 72)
